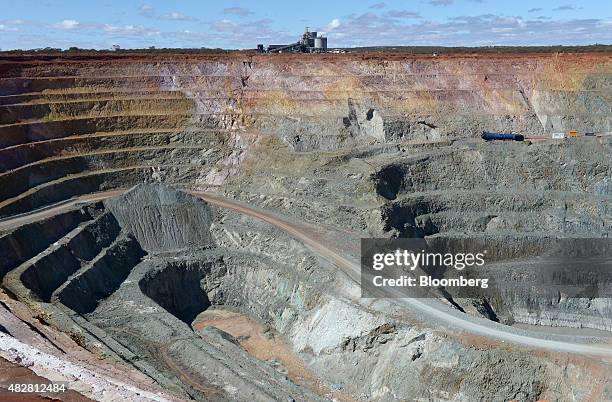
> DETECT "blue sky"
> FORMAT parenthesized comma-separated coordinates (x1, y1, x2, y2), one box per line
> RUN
(0, 0, 610, 50)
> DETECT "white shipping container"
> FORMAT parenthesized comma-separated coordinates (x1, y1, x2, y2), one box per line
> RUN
(552, 132, 565, 139)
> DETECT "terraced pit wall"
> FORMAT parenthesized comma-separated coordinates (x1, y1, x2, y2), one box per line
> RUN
(1, 52, 610, 335)
(4, 184, 607, 401)
(0, 52, 610, 217)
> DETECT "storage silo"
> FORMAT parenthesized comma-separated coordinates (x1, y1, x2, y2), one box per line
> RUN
(314, 36, 327, 50)
(309, 31, 317, 47)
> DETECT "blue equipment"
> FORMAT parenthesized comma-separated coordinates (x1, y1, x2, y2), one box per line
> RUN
(481, 132, 524, 141)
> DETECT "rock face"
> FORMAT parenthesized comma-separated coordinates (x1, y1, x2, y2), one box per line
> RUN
(0, 183, 610, 401)
(1, 185, 329, 401)
(105, 184, 213, 252)
(0, 52, 611, 401)
(0, 52, 610, 215)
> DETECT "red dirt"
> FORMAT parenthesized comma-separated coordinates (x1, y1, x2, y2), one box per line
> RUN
(0, 50, 610, 66)
(192, 309, 355, 402)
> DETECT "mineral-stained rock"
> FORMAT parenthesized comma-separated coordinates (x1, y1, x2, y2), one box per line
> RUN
(0, 52, 610, 401)
(105, 183, 213, 253)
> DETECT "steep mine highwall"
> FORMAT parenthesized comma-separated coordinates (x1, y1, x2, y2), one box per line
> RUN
(0, 52, 610, 213)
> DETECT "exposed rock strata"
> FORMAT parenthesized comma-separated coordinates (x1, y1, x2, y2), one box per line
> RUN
(0, 52, 610, 400)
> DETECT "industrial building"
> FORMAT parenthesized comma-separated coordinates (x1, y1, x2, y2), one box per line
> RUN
(258, 27, 328, 53)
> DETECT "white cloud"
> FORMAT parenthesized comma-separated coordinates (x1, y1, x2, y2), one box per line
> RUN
(385, 10, 421, 19)
(322, 12, 612, 47)
(553, 5, 574, 11)
(103, 24, 160, 36)
(429, 0, 453, 6)
(206, 18, 292, 48)
(53, 19, 80, 29)
(0, 24, 18, 32)
(211, 19, 239, 31)
(369, 2, 387, 9)
(326, 18, 341, 31)
(222, 7, 254, 17)
(139, 4, 154, 18)
(159, 12, 195, 21)
(5, 7, 611, 50)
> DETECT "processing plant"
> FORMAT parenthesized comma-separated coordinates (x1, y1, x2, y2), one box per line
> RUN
(258, 27, 328, 53)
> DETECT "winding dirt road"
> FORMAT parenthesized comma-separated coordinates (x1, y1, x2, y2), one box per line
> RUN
(191, 192, 612, 359)
(0, 189, 125, 231)
(2, 189, 611, 359)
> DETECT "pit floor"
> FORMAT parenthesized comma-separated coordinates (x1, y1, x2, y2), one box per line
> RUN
(192, 308, 354, 401)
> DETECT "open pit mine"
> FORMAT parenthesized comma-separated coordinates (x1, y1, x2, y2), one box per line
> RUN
(0, 51, 610, 401)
